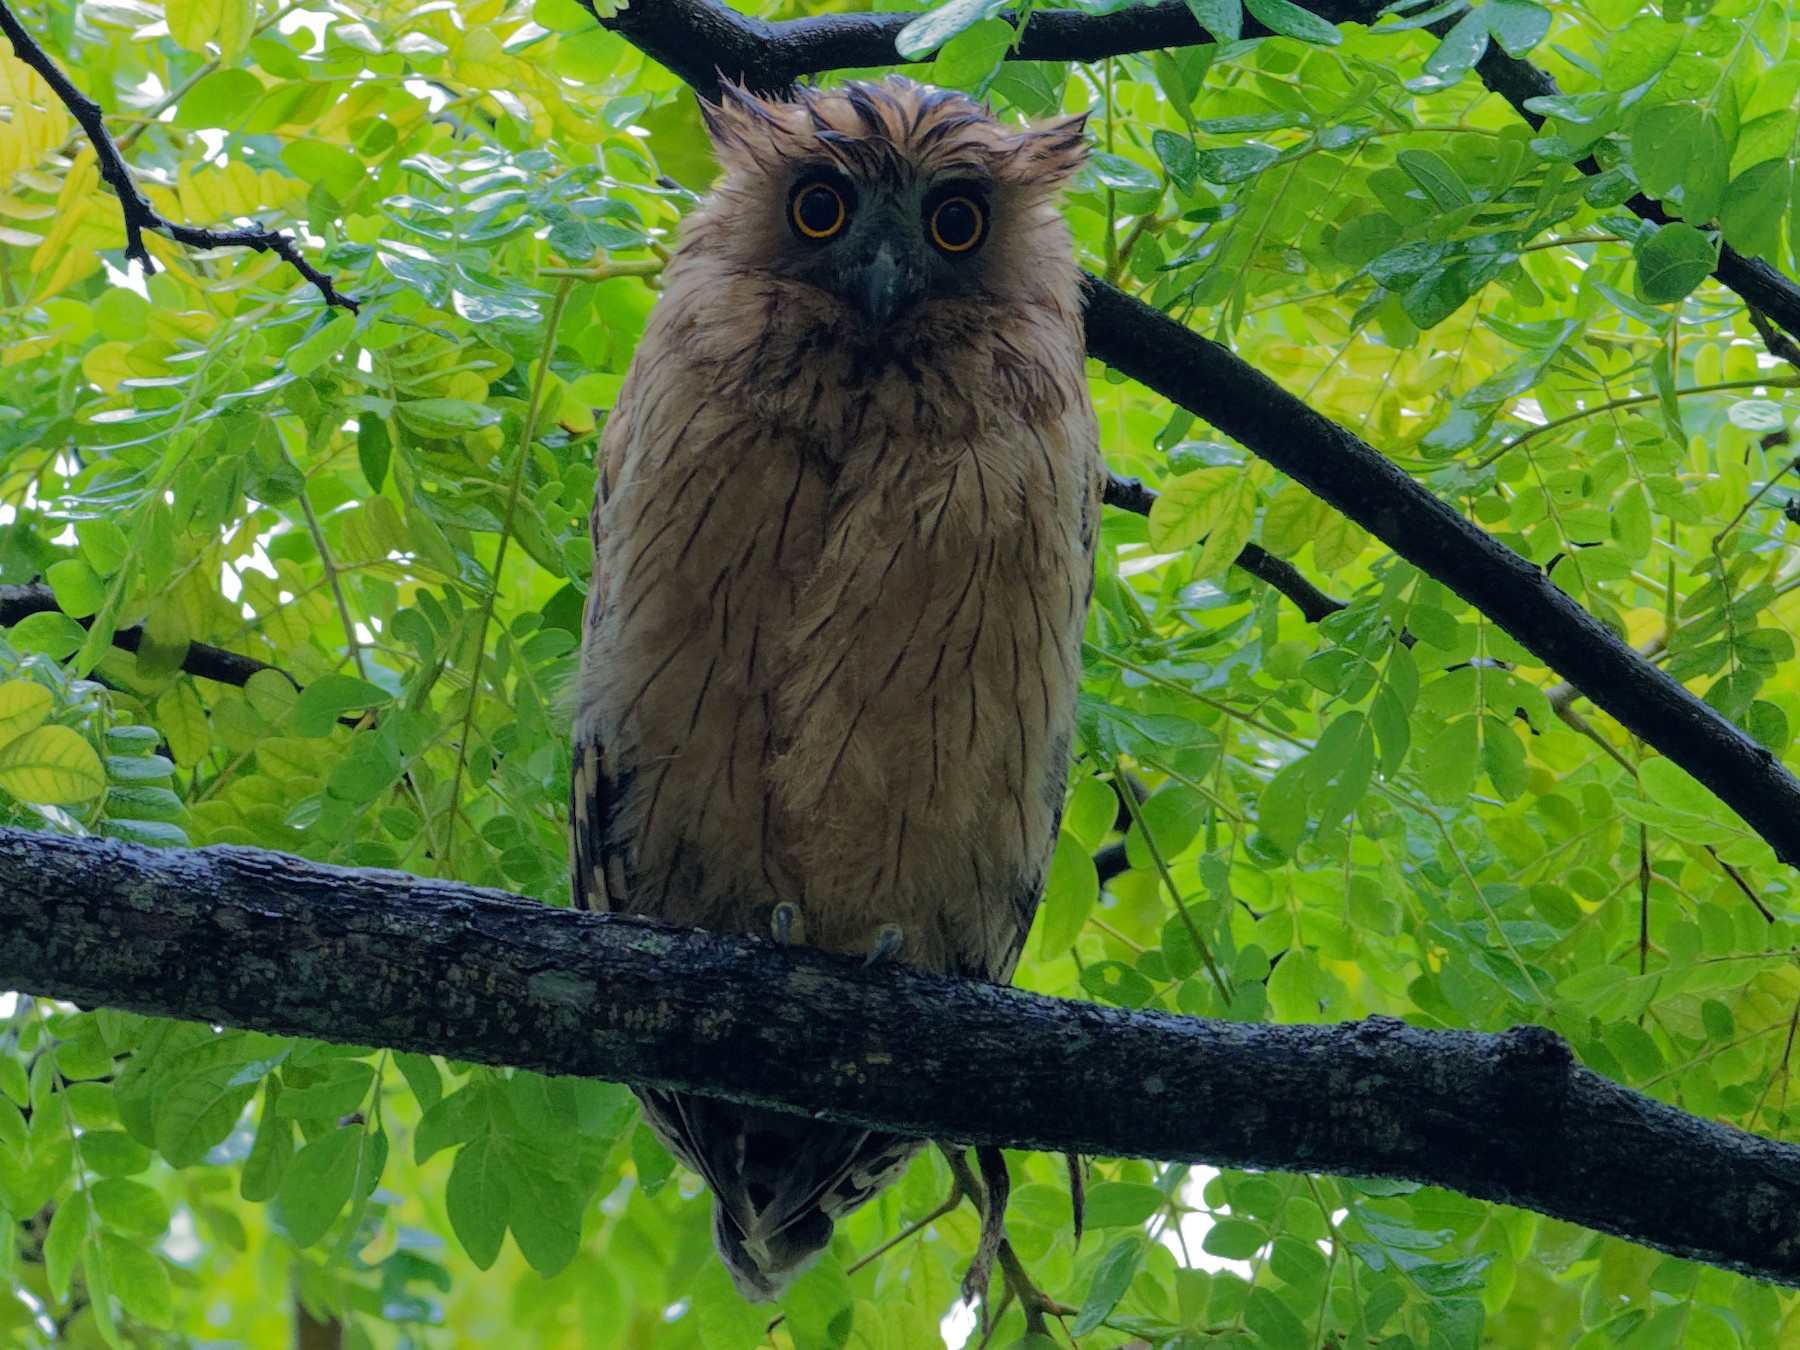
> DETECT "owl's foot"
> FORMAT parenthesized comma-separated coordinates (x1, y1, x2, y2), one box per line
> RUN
(864, 923, 905, 967)
(772, 901, 806, 947)
(938, 1145, 1072, 1335)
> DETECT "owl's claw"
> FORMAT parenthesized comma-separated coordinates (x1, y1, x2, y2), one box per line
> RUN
(772, 901, 806, 947)
(864, 923, 905, 967)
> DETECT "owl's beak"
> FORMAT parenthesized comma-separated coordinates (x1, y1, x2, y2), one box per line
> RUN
(846, 242, 927, 330)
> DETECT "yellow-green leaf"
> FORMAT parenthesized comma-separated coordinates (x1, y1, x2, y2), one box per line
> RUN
(0, 679, 52, 751)
(1147, 467, 1234, 551)
(0, 724, 106, 804)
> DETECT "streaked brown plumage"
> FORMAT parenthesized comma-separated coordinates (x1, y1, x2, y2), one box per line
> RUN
(570, 77, 1100, 1300)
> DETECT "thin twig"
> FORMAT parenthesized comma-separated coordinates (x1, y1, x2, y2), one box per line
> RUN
(1103, 474, 1345, 623)
(0, 0, 357, 310)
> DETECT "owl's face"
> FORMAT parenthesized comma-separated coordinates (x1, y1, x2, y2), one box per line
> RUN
(688, 79, 1088, 339)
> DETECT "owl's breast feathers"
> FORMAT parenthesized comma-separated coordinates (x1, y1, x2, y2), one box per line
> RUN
(574, 283, 1098, 979)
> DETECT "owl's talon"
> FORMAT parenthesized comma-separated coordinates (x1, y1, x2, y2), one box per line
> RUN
(864, 923, 905, 967)
(772, 901, 806, 947)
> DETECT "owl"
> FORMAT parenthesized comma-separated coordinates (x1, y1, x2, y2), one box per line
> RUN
(570, 76, 1100, 1301)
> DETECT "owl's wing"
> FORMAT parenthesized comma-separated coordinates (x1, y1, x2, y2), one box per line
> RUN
(983, 412, 1107, 985)
(570, 400, 632, 916)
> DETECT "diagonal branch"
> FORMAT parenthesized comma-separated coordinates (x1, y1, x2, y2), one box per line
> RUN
(0, 0, 357, 311)
(5, 826, 1800, 1286)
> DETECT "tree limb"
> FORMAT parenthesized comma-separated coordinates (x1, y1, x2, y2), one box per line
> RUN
(5, 827, 1800, 1285)
(0, 0, 357, 312)
(0, 583, 292, 690)
(595, 0, 1379, 97)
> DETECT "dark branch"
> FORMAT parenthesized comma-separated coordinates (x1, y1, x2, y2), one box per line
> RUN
(6, 827, 1800, 1286)
(1081, 279, 1800, 867)
(0, 583, 292, 689)
(0, 0, 358, 312)
(595, 0, 1381, 97)
(1104, 474, 1345, 624)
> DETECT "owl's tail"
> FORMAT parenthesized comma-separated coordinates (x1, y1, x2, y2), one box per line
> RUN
(637, 1089, 921, 1302)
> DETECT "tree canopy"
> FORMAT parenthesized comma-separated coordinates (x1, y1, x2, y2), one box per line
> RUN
(5, 0, 1800, 1347)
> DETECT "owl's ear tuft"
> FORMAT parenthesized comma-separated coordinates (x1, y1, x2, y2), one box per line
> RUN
(700, 80, 789, 171)
(1007, 112, 1090, 190)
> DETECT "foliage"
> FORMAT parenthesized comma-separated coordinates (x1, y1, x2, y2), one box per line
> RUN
(3, 0, 1800, 1345)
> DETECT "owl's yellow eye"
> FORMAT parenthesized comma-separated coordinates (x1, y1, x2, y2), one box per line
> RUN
(790, 182, 848, 240)
(929, 195, 985, 254)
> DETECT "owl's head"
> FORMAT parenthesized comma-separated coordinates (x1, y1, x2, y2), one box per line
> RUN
(687, 78, 1088, 334)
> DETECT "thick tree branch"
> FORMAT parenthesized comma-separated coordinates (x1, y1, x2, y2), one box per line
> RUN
(0, 583, 291, 689)
(5, 827, 1800, 1285)
(0, 0, 357, 311)
(595, 0, 1379, 97)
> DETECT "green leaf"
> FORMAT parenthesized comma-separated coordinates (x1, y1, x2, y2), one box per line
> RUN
(415, 1083, 491, 1163)
(1482, 0, 1549, 54)
(1243, 0, 1342, 43)
(0, 680, 51, 751)
(288, 312, 358, 377)
(394, 1052, 443, 1111)
(90, 1178, 170, 1238)
(290, 674, 394, 737)
(1073, 1237, 1143, 1335)
(1720, 159, 1791, 258)
(1036, 833, 1100, 955)
(279, 1128, 363, 1247)
(1149, 467, 1235, 550)
(394, 397, 502, 437)
(1195, 143, 1280, 184)
(97, 1232, 173, 1328)
(692, 1258, 769, 1350)
(447, 1137, 510, 1269)
(1083, 1181, 1166, 1227)
(1635, 222, 1719, 303)
(0, 726, 106, 805)
(930, 18, 1013, 91)
(240, 1093, 293, 1203)
(152, 1061, 260, 1167)
(780, 1250, 854, 1350)
(273, 1062, 375, 1119)
(43, 1196, 84, 1301)
(1204, 1215, 1268, 1258)
(1420, 716, 1481, 804)
(45, 559, 105, 618)
(500, 1142, 584, 1276)
(1183, 0, 1243, 42)
(894, 0, 1000, 59)
(1396, 148, 1474, 209)
(80, 1131, 152, 1178)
